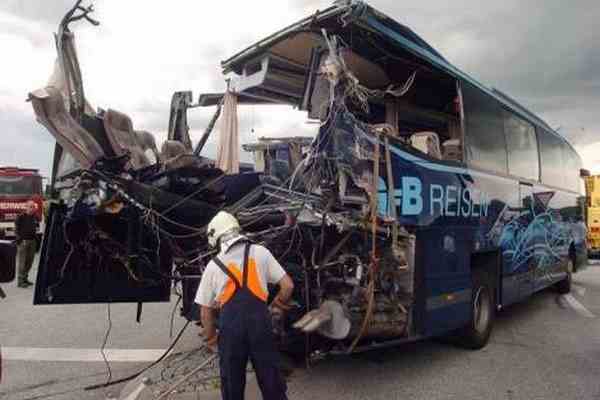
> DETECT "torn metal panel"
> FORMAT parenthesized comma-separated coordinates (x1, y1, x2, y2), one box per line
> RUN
(103, 109, 156, 169)
(229, 54, 308, 105)
(167, 91, 194, 151)
(221, 4, 347, 74)
(54, 0, 99, 120)
(29, 87, 105, 169)
(31, 1, 433, 358)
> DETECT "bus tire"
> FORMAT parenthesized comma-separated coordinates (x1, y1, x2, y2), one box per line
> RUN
(459, 272, 494, 350)
(555, 258, 573, 294)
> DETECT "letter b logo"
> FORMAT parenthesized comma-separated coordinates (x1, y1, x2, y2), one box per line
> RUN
(401, 177, 423, 215)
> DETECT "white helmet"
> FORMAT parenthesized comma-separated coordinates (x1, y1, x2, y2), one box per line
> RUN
(207, 211, 240, 248)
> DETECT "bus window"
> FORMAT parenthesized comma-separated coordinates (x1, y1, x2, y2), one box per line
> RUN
(562, 144, 582, 193)
(462, 82, 508, 174)
(503, 111, 539, 181)
(539, 129, 565, 189)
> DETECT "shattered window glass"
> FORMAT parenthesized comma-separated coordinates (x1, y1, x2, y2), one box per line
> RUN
(462, 82, 508, 174)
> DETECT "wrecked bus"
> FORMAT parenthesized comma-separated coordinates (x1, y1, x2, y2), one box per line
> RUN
(29, 0, 586, 357)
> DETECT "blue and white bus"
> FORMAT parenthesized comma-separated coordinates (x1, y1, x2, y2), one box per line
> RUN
(31, 1, 587, 354)
(195, 1, 587, 350)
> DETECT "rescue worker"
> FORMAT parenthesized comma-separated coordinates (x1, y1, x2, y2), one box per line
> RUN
(15, 201, 38, 288)
(195, 211, 293, 400)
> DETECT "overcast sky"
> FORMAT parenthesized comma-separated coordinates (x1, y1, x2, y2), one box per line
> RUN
(1, 0, 599, 178)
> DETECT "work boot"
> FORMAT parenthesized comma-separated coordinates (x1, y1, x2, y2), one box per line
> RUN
(25, 279, 34, 286)
(18, 281, 32, 288)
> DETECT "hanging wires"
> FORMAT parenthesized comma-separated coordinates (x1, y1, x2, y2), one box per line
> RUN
(85, 320, 191, 391)
(100, 303, 113, 389)
(169, 295, 183, 338)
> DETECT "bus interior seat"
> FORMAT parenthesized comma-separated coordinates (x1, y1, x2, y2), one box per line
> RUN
(102, 109, 154, 169)
(160, 140, 209, 171)
(442, 139, 462, 161)
(161, 140, 188, 160)
(410, 131, 442, 159)
(135, 130, 160, 165)
(371, 123, 399, 138)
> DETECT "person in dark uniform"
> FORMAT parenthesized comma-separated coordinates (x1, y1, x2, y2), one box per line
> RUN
(15, 201, 38, 288)
(195, 211, 294, 400)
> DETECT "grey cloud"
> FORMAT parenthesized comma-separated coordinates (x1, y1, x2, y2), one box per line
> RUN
(4, 0, 600, 172)
(368, 0, 600, 98)
(363, 0, 600, 151)
(0, 107, 54, 178)
(1, 0, 77, 26)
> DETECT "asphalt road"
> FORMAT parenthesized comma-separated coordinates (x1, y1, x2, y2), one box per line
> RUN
(2, 260, 600, 400)
(0, 257, 194, 400)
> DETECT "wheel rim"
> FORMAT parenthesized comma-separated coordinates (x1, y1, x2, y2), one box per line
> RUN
(473, 287, 490, 334)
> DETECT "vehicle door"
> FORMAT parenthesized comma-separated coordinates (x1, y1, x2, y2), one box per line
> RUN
(517, 182, 535, 300)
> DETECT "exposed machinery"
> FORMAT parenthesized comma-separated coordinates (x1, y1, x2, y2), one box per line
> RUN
(28, 1, 426, 357)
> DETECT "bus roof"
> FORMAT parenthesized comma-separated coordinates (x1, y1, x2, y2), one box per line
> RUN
(221, 0, 575, 152)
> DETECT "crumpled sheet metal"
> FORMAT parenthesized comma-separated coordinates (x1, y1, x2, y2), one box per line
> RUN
(103, 109, 155, 170)
(29, 86, 105, 169)
(306, 105, 376, 197)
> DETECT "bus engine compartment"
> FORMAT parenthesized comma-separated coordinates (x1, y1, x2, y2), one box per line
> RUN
(29, 0, 468, 356)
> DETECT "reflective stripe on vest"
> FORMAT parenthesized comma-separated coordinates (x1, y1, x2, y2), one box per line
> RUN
(212, 246, 268, 306)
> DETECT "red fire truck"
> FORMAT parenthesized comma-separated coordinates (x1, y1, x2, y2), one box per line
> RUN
(0, 167, 44, 242)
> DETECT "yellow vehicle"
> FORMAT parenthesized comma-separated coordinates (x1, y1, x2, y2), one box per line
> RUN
(585, 175, 600, 257)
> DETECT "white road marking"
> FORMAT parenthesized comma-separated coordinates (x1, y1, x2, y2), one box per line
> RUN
(1, 347, 166, 362)
(122, 382, 148, 400)
(572, 284, 586, 297)
(560, 294, 595, 318)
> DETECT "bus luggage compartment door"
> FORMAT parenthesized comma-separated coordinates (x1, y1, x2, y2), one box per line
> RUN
(34, 203, 172, 305)
(517, 182, 535, 300)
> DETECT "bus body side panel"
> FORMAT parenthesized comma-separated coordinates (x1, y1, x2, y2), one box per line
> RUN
(418, 226, 472, 336)
(471, 173, 525, 307)
(384, 140, 582, 337)
(382, 142, 520, 336)
(530, 185, 579, 292)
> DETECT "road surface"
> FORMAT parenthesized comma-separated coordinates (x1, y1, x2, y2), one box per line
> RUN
(2, 260, 600, 400)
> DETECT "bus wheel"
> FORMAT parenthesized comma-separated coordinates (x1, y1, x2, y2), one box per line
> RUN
(459, 273, 494, 349)
(555, 259, 573, 294)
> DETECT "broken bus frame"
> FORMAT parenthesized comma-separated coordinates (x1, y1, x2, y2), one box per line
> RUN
(29, 0, 586, 356)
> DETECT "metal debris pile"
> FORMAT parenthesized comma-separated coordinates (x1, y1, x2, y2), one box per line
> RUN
(27, 0, 449, 361)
